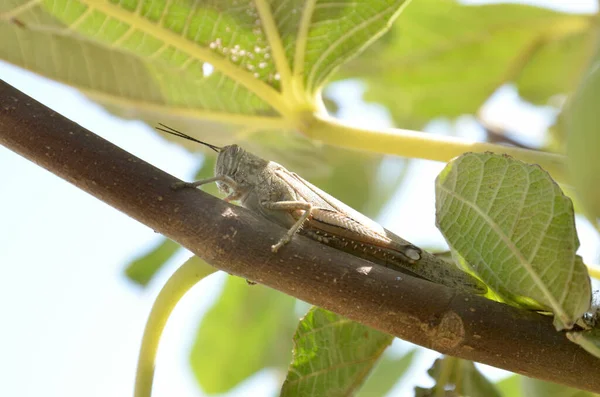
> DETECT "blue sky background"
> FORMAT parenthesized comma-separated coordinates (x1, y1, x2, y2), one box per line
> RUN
(1, 1, 599, 396)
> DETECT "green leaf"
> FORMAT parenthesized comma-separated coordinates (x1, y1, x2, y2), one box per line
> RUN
(435, 152, 591, 330)
(339, 0, 595, 128)
(567, 328, 600, 361)
(567, 53, 600, 225)
(189, 277, 297, 394)
(496, 375, 524, 397)
(517, 26, 595, 105)
(124, 238, 180, 286)
(0, 0, 409, 130)
(521, 376, 600, 397)
(281, 308, 393, 397)
(496, 375, 600, 397)
(415, 357, 501, 397)
(279, 0, 412, 96)
(357, 349, 416, 397)
(2, 0, 276, 117)
(1, 1, 417, 183)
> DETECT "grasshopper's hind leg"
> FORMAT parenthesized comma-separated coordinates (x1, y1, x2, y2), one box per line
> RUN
(262, 201, 313, 252)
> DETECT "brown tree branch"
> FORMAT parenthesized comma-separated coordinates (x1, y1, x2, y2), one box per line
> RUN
(1, 79, 598, 392)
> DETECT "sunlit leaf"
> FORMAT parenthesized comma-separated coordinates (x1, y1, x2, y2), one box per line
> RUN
(415, 357, 501, 397)
(517, 27, 594, 105)
(281, 308, 393, 397)
(522, 376, 599, 397)
(339, 0, 594, 128)
(436, 152, 591, 330)
(276, 0, 412, 95)
(1, 1, 276, 119)
(189, 277, 297, 394)
(496, 375, 524, 397)
(357, 349, 416, 397)
(0, 0, 410, 134)
(567, 54, 600, 225)
(125, 237, 180, 286)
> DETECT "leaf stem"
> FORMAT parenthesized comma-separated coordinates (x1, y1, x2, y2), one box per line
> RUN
(134, 258, 216, 397)
(587, 264, 600, 280)
(307, 114, 568, 184)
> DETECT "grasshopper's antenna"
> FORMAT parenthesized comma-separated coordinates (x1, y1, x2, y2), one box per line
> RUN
(156, 123, 221, 153)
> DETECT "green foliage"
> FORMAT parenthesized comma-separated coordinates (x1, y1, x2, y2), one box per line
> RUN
(436, 152, 591, 330)
(0, 0, 575, 181)
(415, 357, 501, 397)
(340, 0, 595, 128)
(521, 377, 600, 397)
(190, 277, 297, 393)
(357, 348, 416, 397)
(125, 238, 180, 286)
(280, 308, 394, 397)
(567, 53, 600, 225)
(496, 375, 524, 397)
(496, 375, 600, 397)
(1, 0, 598, 395)
(0, 0, 409, 134)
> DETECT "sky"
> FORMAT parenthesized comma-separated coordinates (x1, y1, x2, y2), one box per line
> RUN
(1, 1, 599, 397)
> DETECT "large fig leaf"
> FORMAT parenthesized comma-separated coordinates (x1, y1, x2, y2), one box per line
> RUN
(436, 152, 591, 330)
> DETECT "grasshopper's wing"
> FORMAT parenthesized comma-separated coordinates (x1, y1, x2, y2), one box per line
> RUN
(273, 167, 416, 253)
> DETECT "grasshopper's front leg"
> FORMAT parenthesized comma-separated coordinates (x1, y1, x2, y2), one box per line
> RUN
(173, 175, 242, 202)
(262, 201, 313, 252)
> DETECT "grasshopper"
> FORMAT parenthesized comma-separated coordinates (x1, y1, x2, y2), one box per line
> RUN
(158, 124, 487, 295)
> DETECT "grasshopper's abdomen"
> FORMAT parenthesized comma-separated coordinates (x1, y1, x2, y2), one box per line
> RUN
(300, 225, 487, 295)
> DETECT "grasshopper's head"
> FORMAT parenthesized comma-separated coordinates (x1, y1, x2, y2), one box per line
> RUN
(214, 144, 268, 196)
(155, 124, 268, 197)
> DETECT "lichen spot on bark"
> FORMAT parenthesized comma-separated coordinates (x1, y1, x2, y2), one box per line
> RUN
(433, 311, 465, 350)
